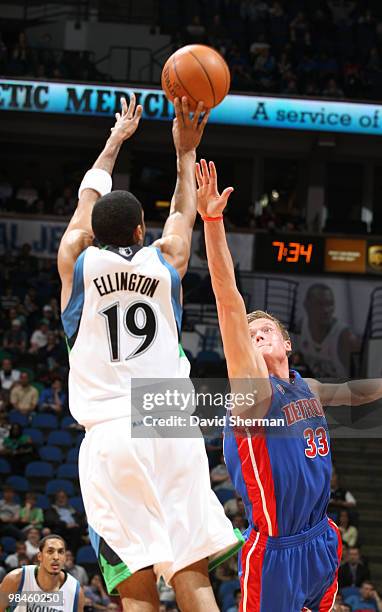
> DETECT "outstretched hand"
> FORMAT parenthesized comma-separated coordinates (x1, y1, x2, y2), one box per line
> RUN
(172, 97, 210, 154)
(196, 159, 234, 218)
(110, 94, 143, 143)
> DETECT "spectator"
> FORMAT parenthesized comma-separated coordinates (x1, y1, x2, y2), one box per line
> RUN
(65, 549, 89, 585)
(29, 319, 50, 352)
(9, 372, 39, 415)
(5, 540, 27, 570)
(23, 287, 40, 317)
(3, 319, 27, 356)
(24, 526, 40, 559)
(84, 574, 110, 609)
(19, 492, 44, 530)
(0, 358, 21, 391)
(322, 77, 345, 98)
(38, 378, 66, 414)
(37, 331, 66, 373)
(53, 186, 76, 216)
(42, 304, 60, 329)
(224, 493, 245, 519)
(328, 467, 357, 518)
(0, 286, 20, 311)
(0, 413, 10, 450)
(15, 178, 38, 210)
(44, 490, 85, 552)
(185, 16, 207, 44)
(16, 244, 38, 277)
(338, 509, 358, 547)
(0, 486, 23, 540)
(345, 581, 382, 611)
(210, 454, 233, 490)
(226, 589, 241, 612)
(16, 554, 31, 568)
(1, 423, 35, 474)
(339, 546, 370, 588)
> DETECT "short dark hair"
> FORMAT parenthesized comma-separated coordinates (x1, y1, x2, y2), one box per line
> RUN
(91, 190, 143, 247)
(39, 534, 66, 552)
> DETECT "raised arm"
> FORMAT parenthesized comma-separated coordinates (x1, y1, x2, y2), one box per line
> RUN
(196, 160, 271, 411)
(58, 95, 142, 310)
(153, 97, 209, 279)
(306, 377, 382, 406)
(0, 569, 22, 612)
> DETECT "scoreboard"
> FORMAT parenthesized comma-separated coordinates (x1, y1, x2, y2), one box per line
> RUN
(254, 234, 382, 275)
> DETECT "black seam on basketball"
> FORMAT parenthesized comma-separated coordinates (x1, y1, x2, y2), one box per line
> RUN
(172, 56, 198, 105)
(209, 47, 229, 97)
(188, 50, 216, 106)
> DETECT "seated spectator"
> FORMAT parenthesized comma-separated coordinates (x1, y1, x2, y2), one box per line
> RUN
(19, 492, 44, 530)
(16, 244, 38, 278)
(42, 304, 60, 330)
(9, 372, 39, 415)
(1, 423, 35, 474)
(210, 454, 233, 490)
(0, 412, 10, 449)
(38, 378, 66, 415)
(0, 486, 24, 540)
(322, 77, 345, 98)
(328, 466, 356, 520)
(345, 581, 382, 611)
(1, 286, 20, 311)
(29, 320, 49, 353)
(0, 358, 20, 391)
(16, 554, 31, 568)
(3, 319, 27, 356)
(44, 490, 86, 553)
(5, 541, 28, 569)
(339, 509, 358, 547)
(224, 493, 245, 519)
(339, 546, 370, 588)
(84, 574, 110, 609)
(15, 178, 38, 210)
(226, 588, 241, 612)
(53, 186, 76, 216)
(185, 15, 207, 44)
(231, 513, 248, 533)
(23, 287, 40, 318)
(24, 526, 40, 559)
(65, 549, 89, 585)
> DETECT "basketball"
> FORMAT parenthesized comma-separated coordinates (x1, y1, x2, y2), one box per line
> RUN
(161, 44, 230, 111)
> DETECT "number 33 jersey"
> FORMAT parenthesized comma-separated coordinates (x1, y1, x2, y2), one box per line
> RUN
(224, 371, 332, 536)
(61, 245, 190, 428)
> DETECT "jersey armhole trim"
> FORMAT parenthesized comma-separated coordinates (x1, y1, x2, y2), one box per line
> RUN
(73, 579, 80, 611)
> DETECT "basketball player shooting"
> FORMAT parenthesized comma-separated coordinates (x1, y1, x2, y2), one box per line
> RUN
(57, 97, 242, 612)
(196, 159, 382, 612)
(0, 535, 83, 611)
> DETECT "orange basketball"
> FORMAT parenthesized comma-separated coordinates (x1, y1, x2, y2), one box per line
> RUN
(161, 44, 230, 111)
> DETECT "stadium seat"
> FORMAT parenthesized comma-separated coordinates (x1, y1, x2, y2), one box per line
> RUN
(56, 463, 79, 480)
(47, 430, 73, 448)
(45, 479, 74, 497)
(8, 411, 30, 427)
(69, 496, 85, 514)
(66, 448, 79, 464)
(39, 445, 63, 464)
(215, 488, 235, 505)
(25, 461, 54, 480)
(0, 458, 11, 475)
(0, 536, 16, 553)
(76, 545, 97, 572)
(23, 428, 44, 446)
(31, 414, 58, 431)
(6, 475, 29, 492)
(61, 415, 76, 429)
(35, 494, 50, 510)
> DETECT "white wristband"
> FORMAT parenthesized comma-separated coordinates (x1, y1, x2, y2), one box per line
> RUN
(78, 168, 112, 199)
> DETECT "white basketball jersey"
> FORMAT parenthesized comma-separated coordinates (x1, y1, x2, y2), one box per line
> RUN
(12, 565, 79, 611)
(62, 245, 190, 428)
(299, 317, 348, 378)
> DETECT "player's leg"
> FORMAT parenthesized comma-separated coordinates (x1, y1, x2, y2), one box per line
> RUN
(171, 558, 219, 612)
(117, 568, 160, 612)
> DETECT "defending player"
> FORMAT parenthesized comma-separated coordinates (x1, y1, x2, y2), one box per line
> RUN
(0, 534, 83, 611)
(57, 97, 242, 612)
(196, 159, 382, 612)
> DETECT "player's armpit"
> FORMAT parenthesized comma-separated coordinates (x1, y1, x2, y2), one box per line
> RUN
(0, 570, 22, 612)
(153, 233, 190, 279)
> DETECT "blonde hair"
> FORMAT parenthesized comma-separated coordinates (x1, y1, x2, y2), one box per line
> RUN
(246, 310, 290, 343)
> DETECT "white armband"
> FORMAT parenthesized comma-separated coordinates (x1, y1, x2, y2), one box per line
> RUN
(78, 168, 112, 199)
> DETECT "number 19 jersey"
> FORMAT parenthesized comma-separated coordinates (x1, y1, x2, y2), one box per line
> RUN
(61, 244, 190, 428)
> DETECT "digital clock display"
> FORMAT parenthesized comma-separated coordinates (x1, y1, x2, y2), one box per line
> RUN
(254, 235, 324, 273)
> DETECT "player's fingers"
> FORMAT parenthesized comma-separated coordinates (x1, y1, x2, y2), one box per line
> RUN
(115, 112, 121, 121)
(200, 159, 209, 183)
(173, 97, 183, 124)
(198, 108, 210, 131)
(181, 96, 191, 125)
(209, 161, 218, 190)
(192, 101, 204, 127)
(134, 105, 143, 121)
(121, 97, 128, 116)
(195, 162, 203, 189)
(222, 187, 234, 204)
(126, 93, 136, 117)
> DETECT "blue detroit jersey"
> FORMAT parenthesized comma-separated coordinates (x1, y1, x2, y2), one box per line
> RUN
(224, 371, 331, 536)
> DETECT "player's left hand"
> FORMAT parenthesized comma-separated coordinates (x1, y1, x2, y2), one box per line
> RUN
(196, 159, 234, 218)
(172, 97, 210, 154)
(110, 94, 143, 142)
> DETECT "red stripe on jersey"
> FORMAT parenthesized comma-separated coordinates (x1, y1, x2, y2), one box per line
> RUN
(235, 431, 278, 535)
(240, 531, 266, 612)
(318, 519, 342, 612)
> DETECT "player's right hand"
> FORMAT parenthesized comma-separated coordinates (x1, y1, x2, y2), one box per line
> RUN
(196, 159, 234, 218)
(110, 94, 143, 143)
(172, 97, 210, 154)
